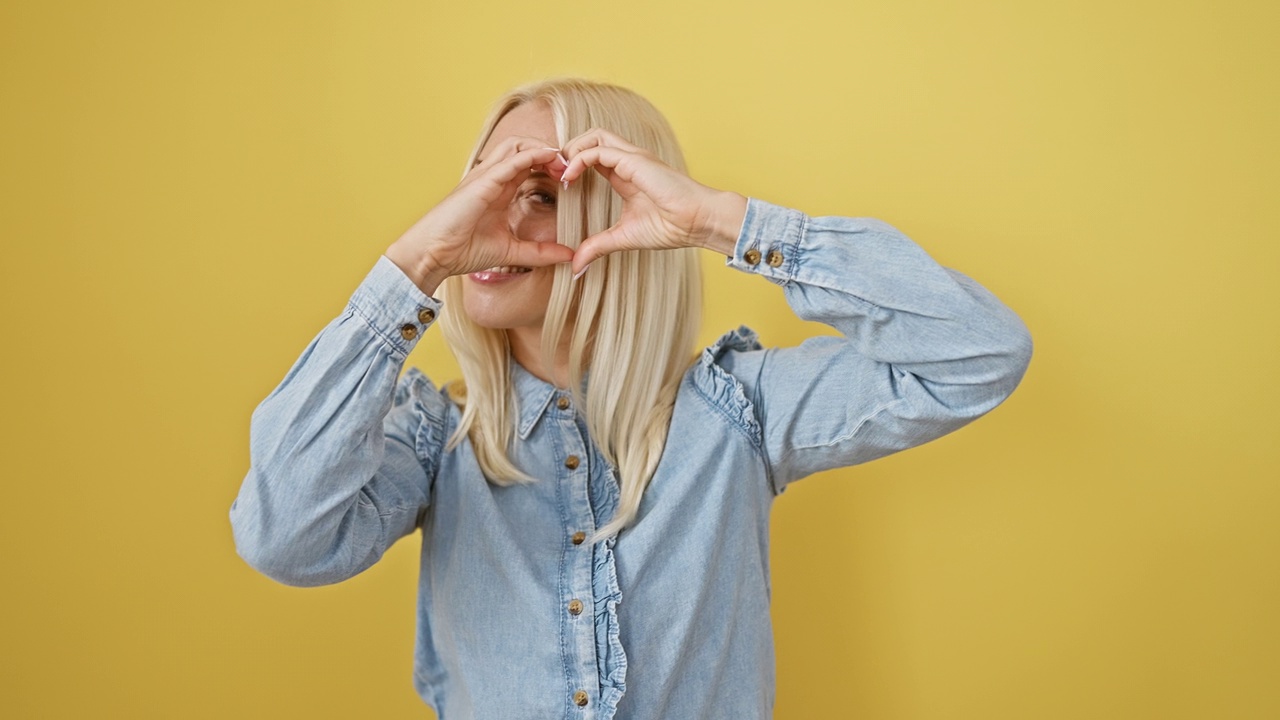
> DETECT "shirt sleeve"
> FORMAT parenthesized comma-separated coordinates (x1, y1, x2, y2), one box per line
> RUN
(229, 255, 450, 587)
(715, 198, 1034, 494)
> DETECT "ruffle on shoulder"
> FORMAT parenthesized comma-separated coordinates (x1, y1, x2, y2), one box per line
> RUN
(688, 326, 765, 452)
(396, 367, 455, 483)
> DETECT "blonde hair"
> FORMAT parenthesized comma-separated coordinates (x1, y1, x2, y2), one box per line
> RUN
(438, 78, 703, 541)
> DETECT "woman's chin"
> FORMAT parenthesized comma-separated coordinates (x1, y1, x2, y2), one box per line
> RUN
(460, 297, 547, 330)
(460, 270, 553, 330)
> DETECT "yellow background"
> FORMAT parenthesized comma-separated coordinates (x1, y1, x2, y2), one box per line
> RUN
(2, 0, 1276, 717)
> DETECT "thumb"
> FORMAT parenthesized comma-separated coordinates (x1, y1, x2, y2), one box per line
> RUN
(571, 226, 629, 276)
(504, 240, 575, 269)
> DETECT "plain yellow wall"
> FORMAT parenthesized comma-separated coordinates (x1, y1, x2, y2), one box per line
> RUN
(2, 0, 1276, 717)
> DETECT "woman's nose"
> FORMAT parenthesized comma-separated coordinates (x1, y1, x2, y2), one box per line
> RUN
(508, 204, 556, 243)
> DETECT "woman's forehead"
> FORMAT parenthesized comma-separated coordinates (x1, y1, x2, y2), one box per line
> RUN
(480, 101, 558, 157)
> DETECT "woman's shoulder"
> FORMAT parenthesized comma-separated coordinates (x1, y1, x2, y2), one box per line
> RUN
(690, 325, 770, 382)
(702, 325, 764, 358)
(681, 326, 768, 448)
(394, 367, 461, 432)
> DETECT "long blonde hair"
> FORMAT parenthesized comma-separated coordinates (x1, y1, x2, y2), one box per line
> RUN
(438, 78, 702, 541)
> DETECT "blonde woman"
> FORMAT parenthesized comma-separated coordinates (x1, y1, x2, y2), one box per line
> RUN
(231, 78, 1032, 719)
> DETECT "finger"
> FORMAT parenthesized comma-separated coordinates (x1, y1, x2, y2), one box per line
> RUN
(571, 226, 629, 275)
(565, 159, 617, 187)
(504, 239, 576, 268)
(468, 137, 561, 179)
(463, 139, 558, 190)
(590, 164, 616, 186)
(473, 146, 563, 199)
(562, 128, 644, 160)
(544, 151, 569, 180)
(561, 145, 639, 186)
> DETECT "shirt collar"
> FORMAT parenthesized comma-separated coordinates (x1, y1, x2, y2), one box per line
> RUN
(512, 361, 558, 440)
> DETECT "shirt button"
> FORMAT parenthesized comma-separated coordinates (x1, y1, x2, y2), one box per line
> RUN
(556, 396, 571, 410)
(568, 599, 583, 616)
(766, 249, 784, 267)
(571, 531, 586, 545)
(743, 248, 762, 266)
(564, 455, 580, 470)
(573, 690, 589, 707)
(418, 308, 436, 324)
(399, 324, 418, 340)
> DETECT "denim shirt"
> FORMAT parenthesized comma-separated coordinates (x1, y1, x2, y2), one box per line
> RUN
(231, 198, 1032, 720)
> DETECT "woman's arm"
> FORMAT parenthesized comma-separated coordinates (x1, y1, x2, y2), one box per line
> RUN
(232, 138, 577, 585)
(559, 130, 1032, 493)
(713, 198, 1032, 493)
(230, 258, 446, 586)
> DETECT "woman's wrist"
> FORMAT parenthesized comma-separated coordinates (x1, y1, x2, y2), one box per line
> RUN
(701, 191, 748, 257)
(384, 241, 448, 297)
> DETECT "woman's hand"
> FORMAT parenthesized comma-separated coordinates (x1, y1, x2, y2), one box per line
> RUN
(560, 129, 749, 276)
(386, 138, 575, 295)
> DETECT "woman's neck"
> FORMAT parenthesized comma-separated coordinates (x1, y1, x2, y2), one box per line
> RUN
(507, 325, 572, 388)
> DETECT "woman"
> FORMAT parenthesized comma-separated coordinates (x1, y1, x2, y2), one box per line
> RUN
(231, 78, 1032, 719)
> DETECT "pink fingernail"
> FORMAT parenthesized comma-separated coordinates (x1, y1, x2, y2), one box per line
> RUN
(556, 152, 568, 166)
(572, 263, 590, 281)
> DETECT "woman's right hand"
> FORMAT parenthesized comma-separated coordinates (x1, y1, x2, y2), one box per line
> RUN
(384, 138, 574, 296)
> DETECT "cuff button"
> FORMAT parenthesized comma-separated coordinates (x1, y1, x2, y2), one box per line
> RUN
(400, 324, 419, 340)
(418, 308, 436, 324)
(743, 248, 762, 266)
(766, 249, 784, 267)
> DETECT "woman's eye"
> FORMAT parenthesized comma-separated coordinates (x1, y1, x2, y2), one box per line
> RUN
(527, 190, 557, 207)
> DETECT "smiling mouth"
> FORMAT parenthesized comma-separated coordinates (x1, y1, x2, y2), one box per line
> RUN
(468, 266, 533, 283)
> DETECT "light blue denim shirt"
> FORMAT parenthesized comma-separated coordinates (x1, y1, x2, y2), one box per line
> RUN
(231, 198, 1032, 720)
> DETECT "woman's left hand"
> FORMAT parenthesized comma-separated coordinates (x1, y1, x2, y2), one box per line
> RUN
(559, 129, 749, 275)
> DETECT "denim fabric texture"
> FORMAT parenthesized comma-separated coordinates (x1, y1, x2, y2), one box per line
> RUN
(231, 198, 1033, 720)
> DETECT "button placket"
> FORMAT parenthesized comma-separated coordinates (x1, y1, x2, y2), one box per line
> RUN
(556, 415, 599, 714)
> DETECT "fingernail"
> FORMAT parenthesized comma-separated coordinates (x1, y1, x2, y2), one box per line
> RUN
(572, 263, 591, 281)
(556, 152, 568, 166)
(542, 147, 559, 152)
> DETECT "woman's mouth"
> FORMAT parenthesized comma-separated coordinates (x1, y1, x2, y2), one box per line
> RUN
(468, 266, 533, 283)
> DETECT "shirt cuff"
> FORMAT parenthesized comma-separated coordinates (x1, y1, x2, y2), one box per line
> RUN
(346, 255, 444, 357)
(724, 197, 807, 285)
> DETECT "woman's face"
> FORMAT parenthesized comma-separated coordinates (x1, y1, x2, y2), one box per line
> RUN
(460, 101, 562, 332)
